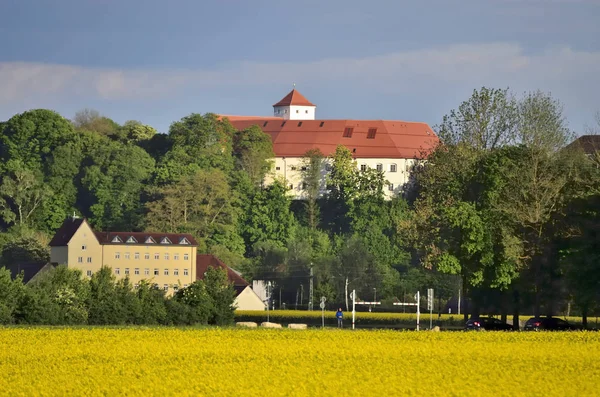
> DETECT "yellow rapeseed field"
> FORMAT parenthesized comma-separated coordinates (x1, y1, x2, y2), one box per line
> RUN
(1, 328, 599, 396)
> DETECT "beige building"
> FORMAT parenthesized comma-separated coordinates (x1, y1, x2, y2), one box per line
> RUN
(49, 217, 198, 294)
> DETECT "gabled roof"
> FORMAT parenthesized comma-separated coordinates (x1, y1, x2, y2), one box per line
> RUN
(566, 135, 600, 155)
(95, 232, 198, 246)
(273, 89, 316, 107)
(196, 254, 249, 287)
(226, 118, 438, 159)
(4, 262, 56, 284)
(49, 218, 85, 247)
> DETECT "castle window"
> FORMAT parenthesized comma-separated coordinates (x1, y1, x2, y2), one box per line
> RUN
(154, 253, 159, 260)
(135, 253, 140, 260)
(390, 164, 397, 173)
(145, 236, 156, 244)
(284, 109, 288, 114)
(115, 268, 120, 275)
(301, 166, 308, 171)
(87, 270, 92, 277)
(174, 269, 179, 276)
(82, 245, 87, 250)
(145, 268, 149, 275)
(160, 237, 172, 244)
(125, 253, 130, 260)
(115, 252, 120, 259)
(296, 110, 299, 113)
(163, 284, 168, 291)
(87, 257, 92, 263)
(174, 254, 179, 260)
(305, 110, 308, 114)
(275, 166, 281, 171)
(179, 237, 190, 245)
(125, 268, 130, 275)
(388, 184, 394, 191)
(145, 253, 150, 260)
(184, 254, 189, 261)
(78, 257, 83, 263)
(343, 127, 353, 138)
(376, 163, 383, 172)
(164, 269, 169, 276)
(154, 268, 159, 276)
(289, 184, 294, 190)
(291, 166, 297, 171)
(173, 285, 179, 292)
(360, 164, 367, 172)
(135, 268, 140, 275)
(126, 236, 137, 244)
(164, 253, 169, 260)
(184, 269, 189, 276)
(367, 128, 377, 139)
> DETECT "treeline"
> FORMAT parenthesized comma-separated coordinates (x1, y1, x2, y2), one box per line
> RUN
(0, 265, 236, 325)
(0, 89, 599, 326)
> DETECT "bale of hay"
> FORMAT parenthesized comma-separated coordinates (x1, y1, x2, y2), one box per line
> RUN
(288, 323, 308, 330)
(431, 326, 441, 332)
(260, 322, 282, 328)
(236, 322, 258, 328)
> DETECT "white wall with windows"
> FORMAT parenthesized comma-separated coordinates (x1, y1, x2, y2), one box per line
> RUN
(266, 156, 417, 199)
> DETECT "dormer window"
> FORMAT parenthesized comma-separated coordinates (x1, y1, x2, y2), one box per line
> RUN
(126, 236, 137, 244)
(145, 236, 156, 244)
(343, 127, 353, 138)
(111, 236, 123, 243)
(367, 128, 377, 139)
(160, 237, 172, 244)
(320, 122, 325, 127)
(298, 122, 303, 127)
(263, 121, 269, 127)
(179, 237, 190, 245)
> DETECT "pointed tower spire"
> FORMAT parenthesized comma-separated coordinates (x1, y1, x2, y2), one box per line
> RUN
(273, 88, 316, 120)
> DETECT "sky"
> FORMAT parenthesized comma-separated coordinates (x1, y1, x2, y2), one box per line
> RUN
(0, 0, 599, 134)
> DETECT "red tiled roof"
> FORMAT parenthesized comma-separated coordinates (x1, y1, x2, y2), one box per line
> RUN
(196, 254, 249, 287)
(95, 232, 198, 246)
(49, 218, 86, 246)
(226, 118, 439, 159)
(273, 89, 316, 107)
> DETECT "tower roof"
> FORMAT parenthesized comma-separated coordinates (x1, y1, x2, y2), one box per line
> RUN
(273, 89, 315, 107)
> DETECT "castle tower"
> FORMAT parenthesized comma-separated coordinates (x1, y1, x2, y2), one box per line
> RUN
(273, 88, 316, 120)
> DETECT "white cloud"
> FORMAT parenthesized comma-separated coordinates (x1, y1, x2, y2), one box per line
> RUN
(0, 43, 598, 125)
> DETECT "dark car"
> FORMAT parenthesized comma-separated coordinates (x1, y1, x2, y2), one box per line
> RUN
(465, 317, 514, 331)
(523, 317, 582, 331)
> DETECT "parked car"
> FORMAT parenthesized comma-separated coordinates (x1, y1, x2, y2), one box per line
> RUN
(465, 317, 514, 331)
(523, 317, 582, 331)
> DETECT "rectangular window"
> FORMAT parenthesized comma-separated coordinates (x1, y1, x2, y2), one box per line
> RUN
(291, 166, 297, 171)
(115, 252, 120, 259)
(360, 164, 367, 172)
(135, 268, 140, 275)
(78, 257, 83, 263)
(390, 164, 397, 173)
(82, 245, 87, 251)
(135, 253, 140, 260)
(125, 268, 130, 275)
(164, 269, 169, 276)
(173, 285, 179, 292)
(343, 127, 353, 138)
(184, 269, 189, 276)
(275, 166, 281, 171)
(145, 253, 150, 260)
(87, 257, 92, 263)
(301, 166, 308, 171)
(367, 128, 377, 139)
(154, 253, 159, 260)
(376, 164, 383, 172)
(144, 268, 149, 276)
(174, 269, 179, 276)
(184, 254, 189, 261)
(174, 254, 179, 261)
(125, 253, 130, 260)
(86, 270, 92, 277)
(164, 253, 169, 260)
(154, 268, 159, 276)
(388, 184, 394, 191)
(163, 284, 169, 291)
(115, 268, 120, 275)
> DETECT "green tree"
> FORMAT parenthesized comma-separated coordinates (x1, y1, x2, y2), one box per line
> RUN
(300, 149, 325, 229)
(0, 267, 24, 324)
(73, 109, 121, 137)
(232, 124, 274, 186)
(87, 267, 126, 325)
(0, 168, 51, 227)
(324, 145, 359, 234)
(203, 267, 236, 325)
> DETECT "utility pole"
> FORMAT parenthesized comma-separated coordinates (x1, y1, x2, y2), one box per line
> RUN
(308, 264, 313, 311)
(300, 284, 304, 308)
(457, 280, 461, 316)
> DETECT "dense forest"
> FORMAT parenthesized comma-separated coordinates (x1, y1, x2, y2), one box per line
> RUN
(0, 87, 599, 325)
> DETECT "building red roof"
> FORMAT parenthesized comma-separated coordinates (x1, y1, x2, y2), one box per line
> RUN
(95, 232, 198, 246)
(225, 118, 438, 159)
(49, 217, 87, 246)
(273, 89, 316, 107)
(196, 254, 249, 287)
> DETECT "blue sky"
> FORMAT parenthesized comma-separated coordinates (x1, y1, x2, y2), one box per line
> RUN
(0, 0, 599, 134)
